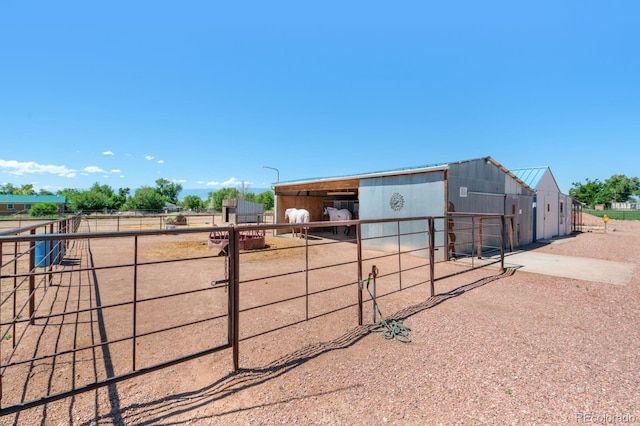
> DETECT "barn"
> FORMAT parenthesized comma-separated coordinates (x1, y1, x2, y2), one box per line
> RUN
(272, 156, 536, 260)
(511, 166, 574, 240)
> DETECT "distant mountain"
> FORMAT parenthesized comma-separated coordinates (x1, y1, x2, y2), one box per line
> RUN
(179, 187, 273, 200)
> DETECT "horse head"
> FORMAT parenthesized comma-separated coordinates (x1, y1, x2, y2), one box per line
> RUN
(324, 206, 337, 216)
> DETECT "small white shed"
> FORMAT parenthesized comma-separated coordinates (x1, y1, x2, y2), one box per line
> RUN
(511, 167, 572, 240)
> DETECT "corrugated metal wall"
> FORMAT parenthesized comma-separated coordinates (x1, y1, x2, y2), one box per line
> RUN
(359, 171, 446, 259)
(447, 159, 534, 255)
(236, 199, 265, 223)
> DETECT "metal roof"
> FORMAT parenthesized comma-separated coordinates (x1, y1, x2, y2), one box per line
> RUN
(274, 162, 451, 186)
(511, 167, 549, 189)
(0, 194, 67, 203)
(274, 156, 535, 193)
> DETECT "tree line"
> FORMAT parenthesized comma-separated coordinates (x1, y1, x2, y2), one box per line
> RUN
(5, 172, 637, 215)
(0, 179, 274, 215)
(569, 174, 640, 208)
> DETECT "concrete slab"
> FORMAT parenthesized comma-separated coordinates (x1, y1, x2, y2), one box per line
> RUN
(453, 251, 636, 285)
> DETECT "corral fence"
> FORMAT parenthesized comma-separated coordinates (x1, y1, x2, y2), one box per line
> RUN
(0, 212, 511, 416)
(73, 211, 274, 232)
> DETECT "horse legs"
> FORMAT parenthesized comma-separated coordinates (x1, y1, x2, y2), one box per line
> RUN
(344, 225, 350, 235)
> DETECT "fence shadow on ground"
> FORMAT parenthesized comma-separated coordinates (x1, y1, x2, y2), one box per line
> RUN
(83, 268, 517, 425)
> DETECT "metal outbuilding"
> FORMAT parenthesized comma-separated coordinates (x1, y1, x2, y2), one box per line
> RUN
(273, 156, 536, 260)
(511, 166, 573, 240)
(221, 198, 265, 224)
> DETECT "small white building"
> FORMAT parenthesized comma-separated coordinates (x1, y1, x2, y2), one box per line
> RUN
(511, 166, 572, 240)
(611, 201, 638, 210)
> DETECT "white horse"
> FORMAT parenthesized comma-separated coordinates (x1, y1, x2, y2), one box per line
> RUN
(323, 206, 352, 235)
(284, 208, 310, 239)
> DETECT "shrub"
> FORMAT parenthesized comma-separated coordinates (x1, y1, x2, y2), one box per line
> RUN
(29, 202, 59, 217)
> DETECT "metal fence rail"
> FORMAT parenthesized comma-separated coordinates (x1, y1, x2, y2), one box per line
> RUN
(0, 213, 510, 416)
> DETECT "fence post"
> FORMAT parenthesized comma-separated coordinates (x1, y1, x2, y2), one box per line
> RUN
(477, 218, 483, 259)
(228, 226, 240, 371)
(132, 235, 139, 371)
(509, 216, 515, 252)
(356, 223, 363, 326)
(29, 229, 36, 324)
(47, 223, 54, 286)
(501, 216, 506, 272)
(429, 217, 435, 298)
(397, 221, 403, 290)
(471, 216, 476, 268)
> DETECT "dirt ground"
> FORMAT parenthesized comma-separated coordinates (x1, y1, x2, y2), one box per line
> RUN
(1, 214, 639, 425)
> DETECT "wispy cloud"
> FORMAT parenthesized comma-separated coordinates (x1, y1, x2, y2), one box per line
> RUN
(102, 151, 115, 156)
(145, 155, 154, 161)
(205, 177, 250, 187)
(83, 166, 106, 173)
(157, 160, 164, 164)
(0, 159, 76, 178)
(111, 169, 121, 173)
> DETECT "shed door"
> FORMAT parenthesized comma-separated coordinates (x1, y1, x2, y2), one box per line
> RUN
(543, 196, 556, 239)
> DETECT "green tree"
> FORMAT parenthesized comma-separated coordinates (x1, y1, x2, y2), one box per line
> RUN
(123, 186, 166, 211)
(0, 183, 16, 194)
(68, 190, 110, 211)
(256, 190, 274, 210)
(207, 188, 241, 211)
(90, 182, 115, 198)
(604, 175, 640, 203)
(16, 184, 35, 195)
(569, 179, 606, 208)
(109, 187, 130, 211)
(155, 178, 182, 204)
(181, 195, 204, 210)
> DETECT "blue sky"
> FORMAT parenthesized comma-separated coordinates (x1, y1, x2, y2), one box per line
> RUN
(1, 1, 638, 196)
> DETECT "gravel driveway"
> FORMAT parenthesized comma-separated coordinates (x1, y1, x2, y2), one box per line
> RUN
(3, 214, 639, 425)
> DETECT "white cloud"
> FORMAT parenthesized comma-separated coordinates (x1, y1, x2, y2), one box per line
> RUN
(157, 160, 164, 164)
(223, 177, 240, 186)
(0, 159, 76, 178)
(111, 169, 121, 173)
(145, 155, 154, 161)
(83, 166, 106, 173)
(205, 177, 251, 187)
(102, 151, 115, 156)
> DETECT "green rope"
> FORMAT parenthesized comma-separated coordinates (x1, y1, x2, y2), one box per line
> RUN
(363, 273, 411, 343)
(367, 318, 411, 343)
